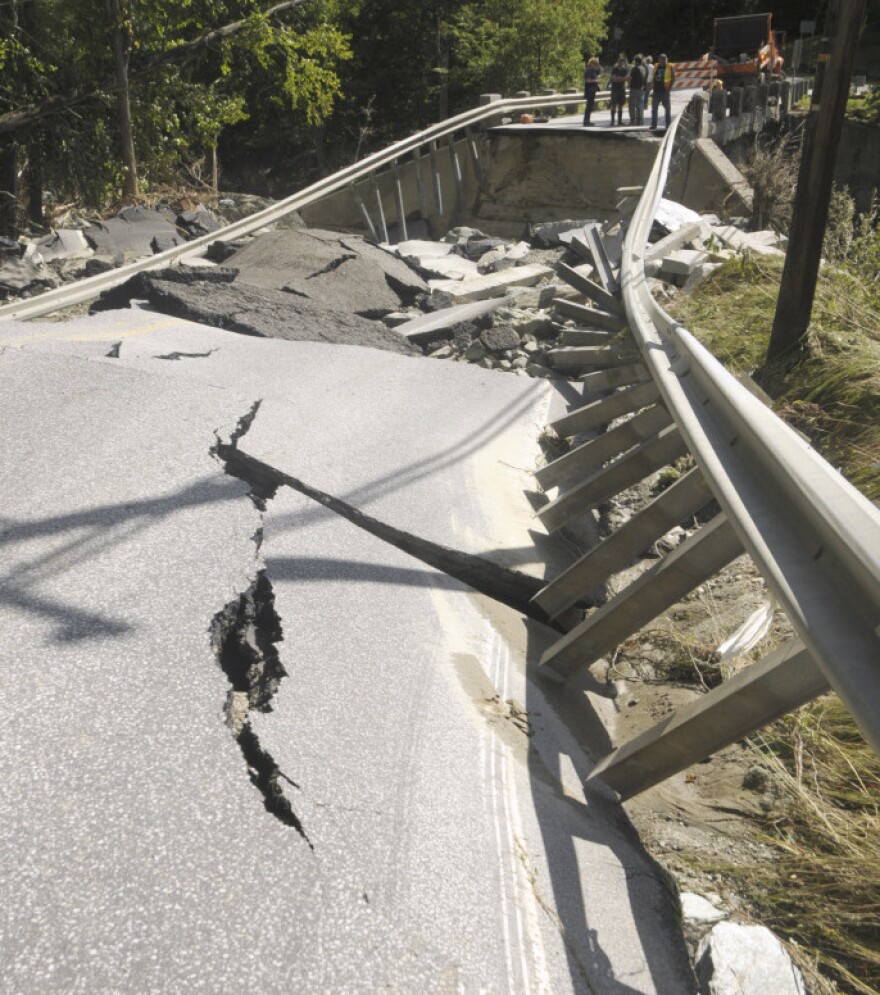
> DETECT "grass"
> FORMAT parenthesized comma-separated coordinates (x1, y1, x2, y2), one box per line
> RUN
(669, 253, 880, 501)
(667, 246, 880, 993)
(735, 700, 880, 994)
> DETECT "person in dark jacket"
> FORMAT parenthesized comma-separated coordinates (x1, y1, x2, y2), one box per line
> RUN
(628, 54, 646, 125)
(582, 56, 600, 126)
(609, 54, 628, 126)
(650, 53, 676, 130)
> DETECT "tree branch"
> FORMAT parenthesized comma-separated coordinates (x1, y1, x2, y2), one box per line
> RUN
(0, 0, 312, 135)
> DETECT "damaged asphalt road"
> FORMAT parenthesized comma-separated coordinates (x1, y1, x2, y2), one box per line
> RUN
(0, 309, 696, 993)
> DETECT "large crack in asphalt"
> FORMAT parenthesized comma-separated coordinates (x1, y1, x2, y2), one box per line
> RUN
(214, 437, 560, 629)
(209, 571, 312, 847)
(209, 399, 312, 847)
(209, 399, 561, 846)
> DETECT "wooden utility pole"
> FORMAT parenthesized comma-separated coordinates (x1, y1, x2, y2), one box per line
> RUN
(767, 0, 867, 361)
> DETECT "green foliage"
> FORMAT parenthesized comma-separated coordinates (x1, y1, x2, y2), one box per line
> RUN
(450, 0, 608, 94)
(847, 84, 880, 124)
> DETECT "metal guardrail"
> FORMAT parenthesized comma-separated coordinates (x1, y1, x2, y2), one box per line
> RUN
(0, 90, 604, 324)
(542, 111, 880, 798)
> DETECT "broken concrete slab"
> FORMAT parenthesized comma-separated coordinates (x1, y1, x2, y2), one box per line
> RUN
(657, 249, 710, 281)
(393, 296, 508, 347)
(711, 225, 785, 257)
(34, 229, 93, 264)
(526, 219, 597, 248)
(136, 276, 421, 355)
(654, 198, 703, 235)
(428, 263, 553, 304)
(478, 240, 531, 274)
(227, 228, 428, 317)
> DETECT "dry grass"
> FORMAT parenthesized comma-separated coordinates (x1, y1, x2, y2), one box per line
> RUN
(735, 701, 880, 994)
(667, 242, 880, 993)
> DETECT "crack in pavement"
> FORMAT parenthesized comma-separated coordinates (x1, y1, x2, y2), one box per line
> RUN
(209, 571, 312, 848)
(209, 398, 313, 847)
(155, 349, 218, 361)
(214, 440, 560, 629)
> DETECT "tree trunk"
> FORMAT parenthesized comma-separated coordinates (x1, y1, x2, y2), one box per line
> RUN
(435, 20, 449, 121)
(104, 0, 139, 201)
(766, 0, 867, 361)
(0, 142, 19, 236)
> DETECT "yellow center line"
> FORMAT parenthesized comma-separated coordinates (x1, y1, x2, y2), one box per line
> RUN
(0, 318, 182, 346)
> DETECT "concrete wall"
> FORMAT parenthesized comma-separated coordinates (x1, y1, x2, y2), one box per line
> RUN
(467, 130, 660, 237)
(300, 128, 662, 241)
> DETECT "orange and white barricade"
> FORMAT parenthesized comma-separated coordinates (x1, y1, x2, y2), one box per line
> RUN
(671, 59, 717, 90)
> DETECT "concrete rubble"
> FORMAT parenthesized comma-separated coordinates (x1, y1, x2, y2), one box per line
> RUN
(695, 922, 807, 995)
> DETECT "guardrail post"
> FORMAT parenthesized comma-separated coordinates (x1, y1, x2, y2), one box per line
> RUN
(757, 81, 769, 111)
(538, 88, 558, 116)
(391, 160, 408, 243)
(428, 140, 444, 225)
(370, 174, 389, 244)
(477, 92, 504, 131)
(730, 87, 744, 118)
(689, 92, 709, 138)
(447, 136, 465, 227)
(464, 127, 483, 188)
(540, 514, 745, 682)
(781, 79, 792, 116)
(349, 182, 378, 242)
(411, 148, 430, 230)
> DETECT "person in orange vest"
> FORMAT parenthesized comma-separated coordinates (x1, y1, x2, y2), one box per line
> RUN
(650, 53, 676, 131)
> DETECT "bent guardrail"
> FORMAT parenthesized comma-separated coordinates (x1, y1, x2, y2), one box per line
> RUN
(539, 111, 880, 798)
(0, 90, 602, 324)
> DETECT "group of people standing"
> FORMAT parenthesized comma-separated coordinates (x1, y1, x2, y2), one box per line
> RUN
(582, 53, 676, 130)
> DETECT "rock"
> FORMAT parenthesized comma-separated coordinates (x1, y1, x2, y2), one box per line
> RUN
(84, 253, 124, 277)
(525, 219, 596, 248)
(176, 206, 220, 238)
(526, 362, 554, 378)
(382, 311, 412, 327)
(695, 922, 806, 995)
(227, 228, 428, 317)
(657, 250, 710, 283)
(151, 232, 187, 254)
(451, 321, 480, 351)
(511, 355, 528, 370)
(0, 243, 60, 297)
(206, 239, 249, 263)
(83, 208, 180, 257)
(477, 240, 531, 274)
(465, 339, 487, 362)
(429, 344, 454, 359)
(680, 893, 726, 923)
(480, 325, 520, 353)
